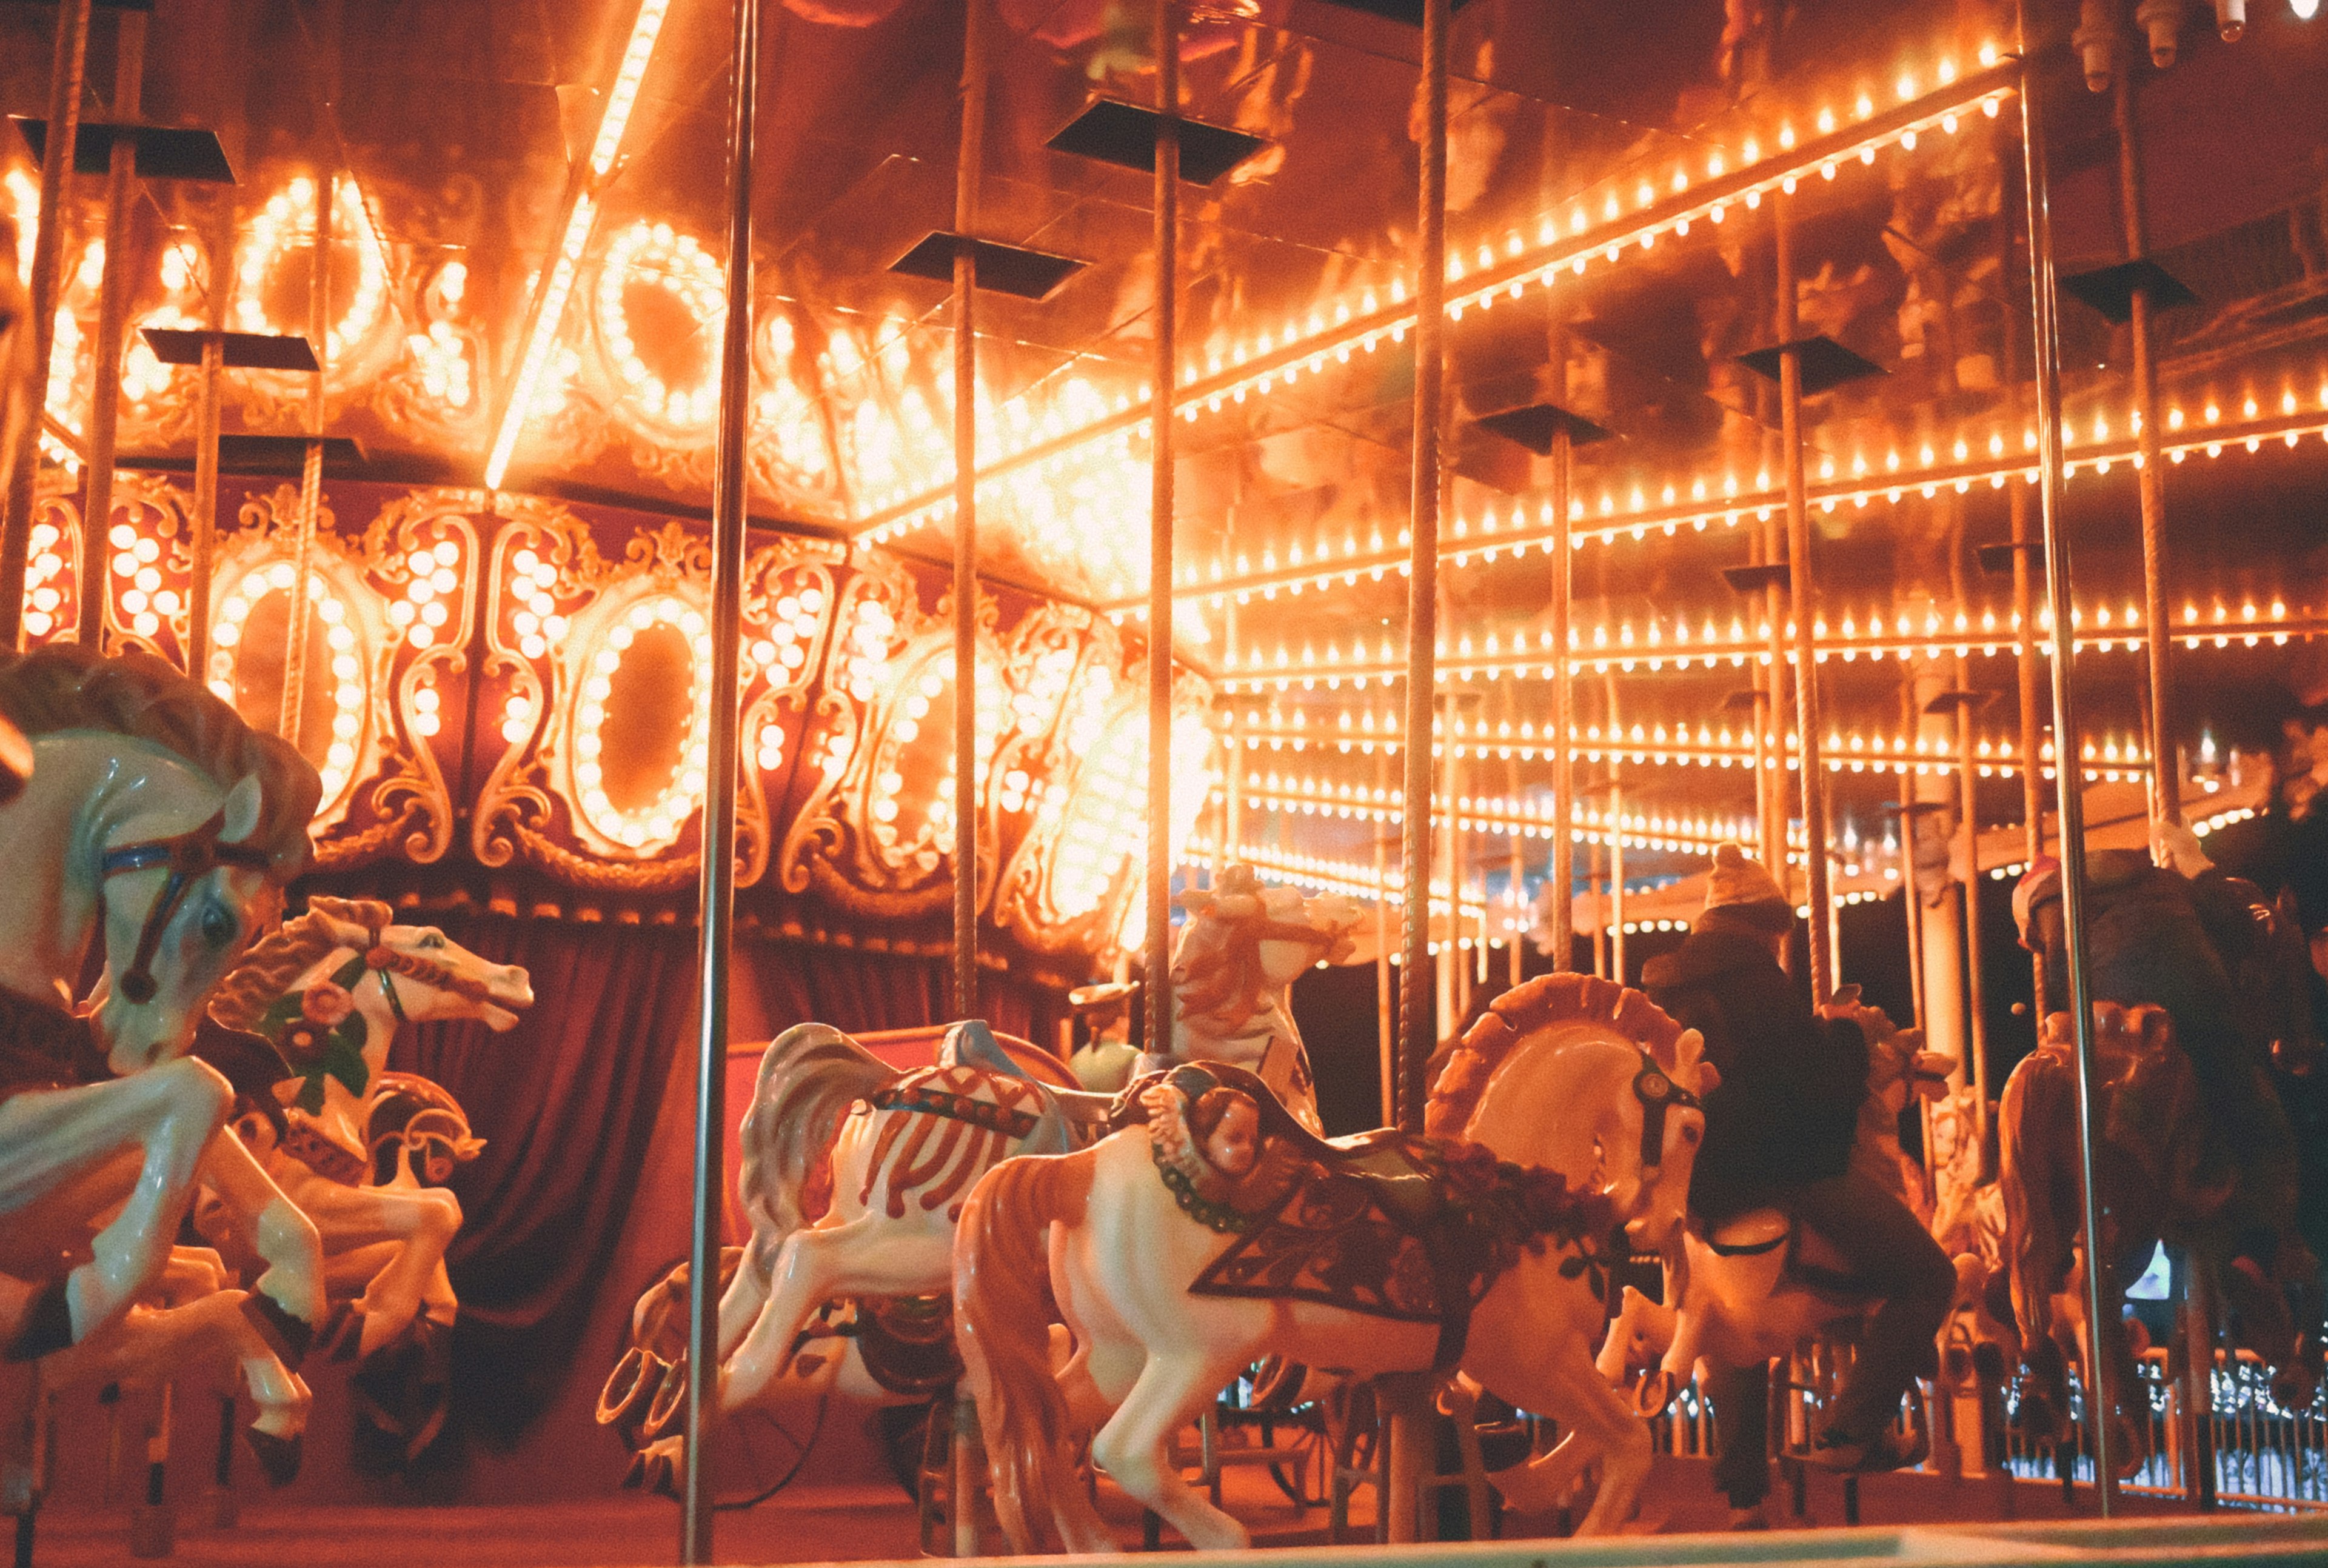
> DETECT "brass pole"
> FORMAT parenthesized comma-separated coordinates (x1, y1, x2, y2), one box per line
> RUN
(1396, 0, 1447, 1135)
(0, 0, 90, 650)
(951, 0, 986, 1018)
(1954, 680, 1994, 1164)
(1220, 698, 1241, 881)
(1388, 0, 1447, 1539)
(680, 0, 760, 1556)
(76, 9, 145, 651)
(1761, 224, 1793, 906)
(2016, 7, 2116, 1508)
(1505, 687, 1522, 989)
(2111, 70, 2175, 822)
(186, 197, 233, 681)
(279, 172, 329, 743)
(1607, 676, 1625, 986)
(1547, 424, 1574, 973)
(1143, 0, 1180, 1072)
(1374, 743, 1393, 1126)
(1776, 189, 1833, 1004)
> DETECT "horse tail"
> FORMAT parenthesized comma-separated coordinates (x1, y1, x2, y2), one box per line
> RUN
(737, 1024, 898, 1273)
(1997, 1046, 2075, 1350)
(954, 1149, 1105, 1555)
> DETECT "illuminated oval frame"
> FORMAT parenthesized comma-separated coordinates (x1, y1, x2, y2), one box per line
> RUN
(552, 578, 713, 857)
(206, 540, 388, 828)
(857, 629, 1009, 879)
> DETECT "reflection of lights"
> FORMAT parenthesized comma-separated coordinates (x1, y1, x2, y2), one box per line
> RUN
(572, 595, 711, 853)
(1021, 702, 1212, 946)
(233, 178, 388, 365)
(594, 221, 723, 429)
(213, 562, 367, 811)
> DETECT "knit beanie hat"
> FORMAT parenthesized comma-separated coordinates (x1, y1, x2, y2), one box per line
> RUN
(1701, 843, 1794, 933)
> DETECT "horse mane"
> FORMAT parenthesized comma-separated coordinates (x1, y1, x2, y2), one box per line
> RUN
(1171, 910, 1268, 1031)
(209, 895, 393, 1031)
(1425, 972, 1692, 1138)
(0, 643, 318, 877)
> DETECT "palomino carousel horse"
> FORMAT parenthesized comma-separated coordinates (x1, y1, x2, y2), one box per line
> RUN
(1593, 992, 1951, 1486)
(2007, 839, 2324, 1470)
(0, 644, 325, 1483)
(697, 867, 1358, 1437)
(199, 897, 531, 1361)
(955, 972, 1713, 1552)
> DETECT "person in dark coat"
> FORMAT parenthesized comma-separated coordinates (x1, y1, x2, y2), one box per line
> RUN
(1642, 846, 1955, 1518)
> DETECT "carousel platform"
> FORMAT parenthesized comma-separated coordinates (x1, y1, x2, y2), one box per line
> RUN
(18, 1459, 2323, 1566)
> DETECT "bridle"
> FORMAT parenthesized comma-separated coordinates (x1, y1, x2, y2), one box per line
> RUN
(1631, 1052, 1701, 1169)
(99, 806, 273, 1004)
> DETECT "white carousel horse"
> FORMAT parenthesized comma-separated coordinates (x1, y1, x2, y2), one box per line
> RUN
(1593, 990, 1952, 1421)
(705, 865, 1359, 1433)
(199, 896, 530, 1358)
(1143, 865, 1360, 1132)
(0, 644, 326, 1477)
(954, 972, 1714, 1552)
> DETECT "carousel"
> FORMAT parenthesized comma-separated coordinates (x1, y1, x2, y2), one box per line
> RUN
(0, 0, 2324, 1564)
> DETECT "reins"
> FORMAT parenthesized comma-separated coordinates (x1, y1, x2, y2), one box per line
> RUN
(99, 806, 273, 1004)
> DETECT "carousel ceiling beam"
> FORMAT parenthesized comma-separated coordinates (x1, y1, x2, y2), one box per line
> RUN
(1099, 399, 2328, 613)
(1046, 98, 1269, 186)
(481, 0, 675, 491)
(851, 57, 2025, 544)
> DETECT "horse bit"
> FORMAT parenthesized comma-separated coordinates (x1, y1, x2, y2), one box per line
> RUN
(1631, 1053, 1701, 1169)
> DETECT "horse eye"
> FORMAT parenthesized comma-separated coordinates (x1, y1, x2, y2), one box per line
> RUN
(418, 930, 446, 950)
(199, 901, 238, 950)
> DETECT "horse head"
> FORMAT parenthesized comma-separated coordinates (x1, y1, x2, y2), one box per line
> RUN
(1428, 972, 1714, 1252)
(1172, 866, 1359, 1033)
(296, 896, 535, 1033)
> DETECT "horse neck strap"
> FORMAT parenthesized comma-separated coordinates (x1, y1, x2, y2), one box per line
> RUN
(99, 806, 273, 1004)
(1631, 1052, 1699, 1169)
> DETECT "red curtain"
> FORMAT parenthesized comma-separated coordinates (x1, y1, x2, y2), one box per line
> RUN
(386, 914, 1066, 1448)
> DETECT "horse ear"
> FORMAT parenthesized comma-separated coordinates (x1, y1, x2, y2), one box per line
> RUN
(217, 773, 265, 847)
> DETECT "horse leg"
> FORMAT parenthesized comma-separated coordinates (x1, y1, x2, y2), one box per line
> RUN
(1088, 1347, 1256, 1551)
(714, 1234, 774, 1364)
(0, 1060, 234, 1352)
(281, 1176, 459, 1356)
(720, 1216, 950, 1415)
(1483, 1336, 1654, 1535)
(196, 1130, 324, 1347)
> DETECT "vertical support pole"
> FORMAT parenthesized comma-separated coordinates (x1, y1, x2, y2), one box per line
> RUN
(1444, 687, 1467, 1025)
(681, 1, 758, 1560)
(1217, 700, 1241, 881)
(1396, 0, 1447, 1135)
(2015, 11, 2115, 1510)
(1608, 676, 1626, 987)
(279, 173, 330, 743)
(187, 330, 222, 679)
(1374, 742, 1393, 1125)
(1505, 689, 1522, 989)
(77, 9, 146, 651)
(1143, 0, 1179, 1077)
(1761, 219, 1794, 907)
(951, 0, 986, 1019)
(2013, 495, 2048, 1009)
(1776, 191, 1833, 1004)
(1955, 689, 1993, 1161)
(1388, 0, 1448, 1538)
(0, 0, 92, 650)
(2112, 71, 2176, 825)
(2181, 1260, 2217, 1507)
(1547, 425, 1574, 975)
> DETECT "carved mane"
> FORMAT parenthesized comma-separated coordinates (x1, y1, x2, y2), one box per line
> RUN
(0, 643, 319, 877)
(1425, 972, 1694, 1139)
(209, 895, 393, 1031)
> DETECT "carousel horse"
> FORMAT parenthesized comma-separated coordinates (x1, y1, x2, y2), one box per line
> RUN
(198, 897, 530, 1361)
(703, 866, 1357, 1435)
(1593, 992, 1952, 1457)
(955, 972, 1714, 1552)
(1141, 865, 1361, 1131)
(0, 644, 324, 1481)
(2007, 839, 2324, 1468)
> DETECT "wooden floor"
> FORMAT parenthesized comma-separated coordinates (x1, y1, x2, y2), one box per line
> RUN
(14, 1456, 2272, 1565)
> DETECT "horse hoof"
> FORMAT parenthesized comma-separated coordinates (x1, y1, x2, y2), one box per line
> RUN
(242, 1294, 315, 1368)
(245, 1427, 305, 1486)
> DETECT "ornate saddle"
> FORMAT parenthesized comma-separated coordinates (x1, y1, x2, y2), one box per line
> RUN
(1118, 1061, 1620, 1369)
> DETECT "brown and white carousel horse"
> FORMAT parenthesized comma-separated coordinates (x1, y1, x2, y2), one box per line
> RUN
(0, 644, 325, 1481)
(198, 897, 530, 1362)
(614, 867, 1359, 1494)
(955, 973, 1714, 1552)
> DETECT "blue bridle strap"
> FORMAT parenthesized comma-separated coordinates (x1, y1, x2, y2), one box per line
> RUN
(99, 807, 273, 1004)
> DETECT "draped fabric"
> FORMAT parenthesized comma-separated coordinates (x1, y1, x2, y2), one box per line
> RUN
(384, 913, 1066, 1447)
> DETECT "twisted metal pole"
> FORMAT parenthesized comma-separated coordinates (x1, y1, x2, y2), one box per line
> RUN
(2112, 68, 2176, 824)
(78, 8, 145, 652)
(1143, 0, 1180, 1072)
(2015, 8, 2116, 1509)
(1547, 424, 1574, 975)
(952, 0, 986, 1018)
(1775, 189, 1832, 1003)
(681, 0, 760, 1556)
(0, 0, 90, 650)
